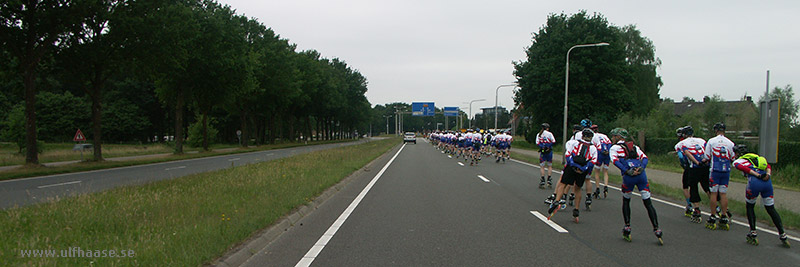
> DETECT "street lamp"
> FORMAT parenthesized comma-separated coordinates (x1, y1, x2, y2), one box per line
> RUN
(466, 99, 486, 129)
(494, 83, 518, 130)
(562, 42, 609, 147)
(383, 115, 392, 135)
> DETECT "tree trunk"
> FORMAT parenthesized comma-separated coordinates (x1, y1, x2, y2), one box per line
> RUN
(174, 87, 185, 154)
(90, 83, 104, 161)
(23, 66, 39, 165)
(315, 118, 320, 141)
(202, 110, 209, 151)
(268, 114, 276, 144)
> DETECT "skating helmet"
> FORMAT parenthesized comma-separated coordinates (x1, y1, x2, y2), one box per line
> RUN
(580, 119, 592, 128)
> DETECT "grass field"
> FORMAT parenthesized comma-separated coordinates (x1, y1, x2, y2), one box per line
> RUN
(0, 137, 399, 266)
(511, 150, 799, 231)
(0, 139, 353, 181)
(0, 142, 245, 167)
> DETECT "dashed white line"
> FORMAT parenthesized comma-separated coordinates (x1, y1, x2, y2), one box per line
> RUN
(477, 175, 490, 183)
(165, 166, 186, 171)
(296, 143, 406, 267)
(37, 180, 81, 189)
(458, 162, 465, 166)
(530, 211, 569, 233)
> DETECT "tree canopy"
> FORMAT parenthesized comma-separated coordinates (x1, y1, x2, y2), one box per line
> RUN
(513, 11, 662, 141)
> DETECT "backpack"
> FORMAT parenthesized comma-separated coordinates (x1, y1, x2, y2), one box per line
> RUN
(573, 142, 589, 165)
(615, 141, 638, 159)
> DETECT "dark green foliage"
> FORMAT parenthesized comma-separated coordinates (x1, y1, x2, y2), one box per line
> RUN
(514, 11, 662, 140)
(35, 91, 91, 142)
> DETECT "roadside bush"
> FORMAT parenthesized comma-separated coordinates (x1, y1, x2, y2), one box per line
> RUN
(186, 115, 218, 148)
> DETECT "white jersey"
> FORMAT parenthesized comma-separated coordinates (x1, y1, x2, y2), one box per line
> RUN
(564, 139, 598, 166)
(675, 137, 707, 168)
(472, 133, 483, 143)
(591, 133, 612, 152)
(571, 131, 582, 141)
(705, 135, 735, 172)
(536, 130, 555, 146)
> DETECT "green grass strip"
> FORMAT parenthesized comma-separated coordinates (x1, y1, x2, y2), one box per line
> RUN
(0, 138, 399, 266)
(0, 139, 353, 181)
(511, 150, 800, 230)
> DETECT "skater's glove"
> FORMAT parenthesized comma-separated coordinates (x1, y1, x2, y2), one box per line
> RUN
(573, 167, 583, 174)
(758, 173, 770, 181)
(624, 168, 636, 176)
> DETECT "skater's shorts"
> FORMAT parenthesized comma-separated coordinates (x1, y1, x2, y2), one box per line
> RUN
(709, 171, 730, 193)
(560, 166, 587, 188)
(473, 143, 481, 150)
(621, 173, 650, 197)
(681, 169, 690, 189)
(540, 151, 553, 163)
(745, 177, 775, 205)
(596, 153, 610, 166)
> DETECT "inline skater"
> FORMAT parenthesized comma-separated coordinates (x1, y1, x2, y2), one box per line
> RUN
(676, 126, 711, 223)
(545, 124, 582, 206)
(591, 125, 613, 199)
(733, 145, 790, 247)
(471, 129, 483, 165)
(536, 123, 556, 188)
(610, 128, 662, 245)
(547, 129, 597, 223)
(674, 127, 693, 216)
(495, 130, 512, 163)
(704, 123, 736, 230)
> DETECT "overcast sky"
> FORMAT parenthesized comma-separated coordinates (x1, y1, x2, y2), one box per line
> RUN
(219, 0, 799, 117)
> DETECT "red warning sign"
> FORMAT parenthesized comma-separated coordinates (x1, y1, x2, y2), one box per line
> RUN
(73, 129, 86, 142)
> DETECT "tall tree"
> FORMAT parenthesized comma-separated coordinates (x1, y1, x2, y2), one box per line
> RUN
(0, 0, 88, 164)
(620, 25, 663, 115)
(514, 11, 631, 140)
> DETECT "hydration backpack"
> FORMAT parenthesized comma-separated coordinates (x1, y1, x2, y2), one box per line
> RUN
(573, 142, 589, 165)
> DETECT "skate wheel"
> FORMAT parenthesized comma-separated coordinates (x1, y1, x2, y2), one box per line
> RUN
(658, 238, 664, 246)
(623, 236, 631, 242)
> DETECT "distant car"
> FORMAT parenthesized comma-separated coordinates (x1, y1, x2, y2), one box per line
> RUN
(403, 132, 416, 144)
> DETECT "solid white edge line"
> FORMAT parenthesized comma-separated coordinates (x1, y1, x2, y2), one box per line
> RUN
(510, 158, 800, 242)
(37, 180, 81, 189)
(477, 175, 490, 183)
(530, 211, 569, 233)
(295, 143, 406, 267)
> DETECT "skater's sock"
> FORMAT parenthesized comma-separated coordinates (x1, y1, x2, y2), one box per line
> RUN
(622, 197, 631, 225)
(765, 205, 785, 235)
(685, 198, 691, 206)
(643, 198, 659, 229)
(746, 203, 757, 231)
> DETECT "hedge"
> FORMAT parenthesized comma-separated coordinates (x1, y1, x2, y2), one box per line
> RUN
(644, 137, 798, 167)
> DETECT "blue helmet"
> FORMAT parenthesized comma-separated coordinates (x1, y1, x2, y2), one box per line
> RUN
(580, 118, 592, 128)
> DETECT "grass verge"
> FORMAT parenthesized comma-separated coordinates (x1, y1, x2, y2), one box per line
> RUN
(0, 139, 353, 181)
(511, 150, 799, 230)
(0, 137, 399, 266)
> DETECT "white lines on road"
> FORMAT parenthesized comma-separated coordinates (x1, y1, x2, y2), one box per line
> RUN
(457, 162, 465, 167)
(477, 175, 490, 183)
(510, 158, 800, 242)
(37, 180, 81, 189)
(530, 211, 569, 233)
(296, 143, 406, 267)
(265, 153, 274, 156)
(228, 158, 240, 162)
(164, 166, 186, 171)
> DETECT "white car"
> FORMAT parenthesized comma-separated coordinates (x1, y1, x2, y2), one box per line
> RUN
(403, 132, 416, 144)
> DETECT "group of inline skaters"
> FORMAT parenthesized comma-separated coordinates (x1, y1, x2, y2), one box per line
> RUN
(534, 118, 789, 247)
(428, 129, 513, 166)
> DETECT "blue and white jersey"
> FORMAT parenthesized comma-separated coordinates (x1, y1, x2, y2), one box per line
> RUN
(705, 135, 735, 173)
(675, 137, 707, 168)
(536, 130, 555, 149)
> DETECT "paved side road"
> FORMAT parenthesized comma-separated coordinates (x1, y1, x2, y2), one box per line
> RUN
(512, 147, 800, 215)
(0, 138, 380, 209)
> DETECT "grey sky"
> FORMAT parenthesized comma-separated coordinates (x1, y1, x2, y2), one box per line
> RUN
(220, 0, 799, 118)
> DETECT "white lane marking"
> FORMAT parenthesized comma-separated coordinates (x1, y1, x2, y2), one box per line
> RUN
(228, 158, 240, 162)
(510, 158, 800, 242)
(458, 162, 465, 166)
(296, 144, 407, 267)
(530, 211, 569, 233)
(265, 153, 275, 156)
(37, 180, 81, 189)
(448, 155, 452, 158)
(477, 175, 490, 183)
(165, 166, 186, 171)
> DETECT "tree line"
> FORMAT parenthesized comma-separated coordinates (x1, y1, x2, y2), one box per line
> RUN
(0, 0, 372, 164)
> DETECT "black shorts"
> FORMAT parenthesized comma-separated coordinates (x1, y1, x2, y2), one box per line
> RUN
(682, 169, 690, 189)
(560, 166, 587, 188)
(687, 167, 711, 203)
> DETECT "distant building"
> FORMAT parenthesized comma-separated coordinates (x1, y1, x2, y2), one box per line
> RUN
(480, 106, 507, 116)
(673, 96, 758, 135)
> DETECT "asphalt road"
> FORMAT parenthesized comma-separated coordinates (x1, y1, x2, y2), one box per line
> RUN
(242, 138, 800, 267)
(0, 139, 376, 209)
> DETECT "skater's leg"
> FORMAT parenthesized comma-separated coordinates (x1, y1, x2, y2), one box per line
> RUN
(765, 205, 785, 235)
(643, 197, 659, 229)
(622, 196, 631, 226)
(746, 202, 757, 232)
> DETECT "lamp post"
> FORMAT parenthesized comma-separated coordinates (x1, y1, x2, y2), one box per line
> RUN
(383, 115, 392, 135)
(494, 83, 518, 130)
(562, 42, 609, 147)
(467, 99, 486, 129)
